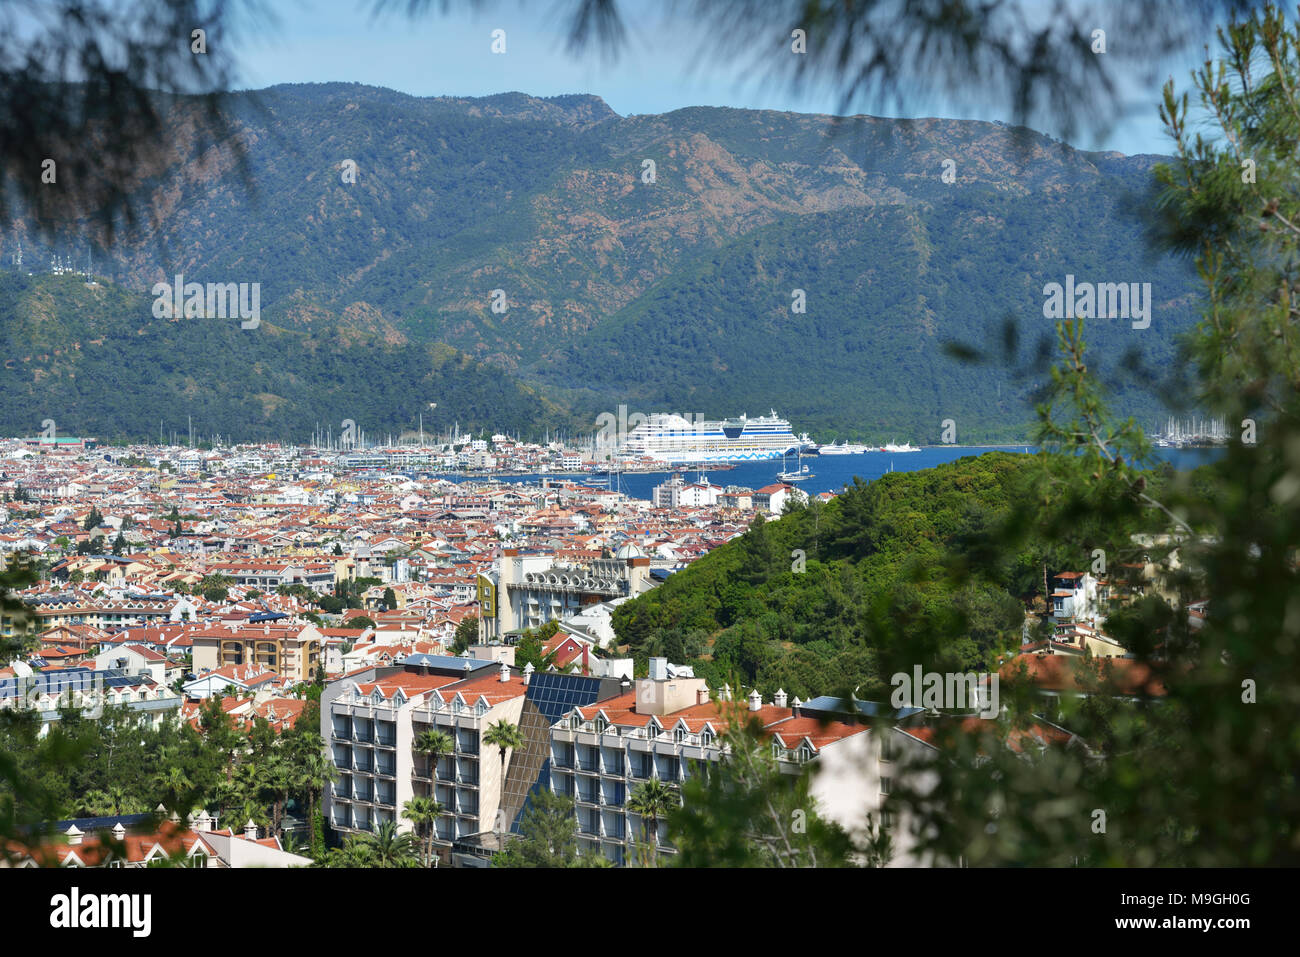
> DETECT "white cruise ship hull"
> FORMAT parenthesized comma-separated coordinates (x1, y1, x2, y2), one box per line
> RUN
(621, 411, 799, 464)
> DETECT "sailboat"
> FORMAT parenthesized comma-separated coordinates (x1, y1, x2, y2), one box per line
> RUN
(777, 449, 814, 482)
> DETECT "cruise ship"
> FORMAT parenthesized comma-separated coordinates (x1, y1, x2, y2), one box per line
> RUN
(622, 411, 802, 464)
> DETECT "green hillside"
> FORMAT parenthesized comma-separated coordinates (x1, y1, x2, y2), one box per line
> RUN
(0, 273, 567, 443)
(0, 84, 1200, 441)
(611, 452, 1191, 701)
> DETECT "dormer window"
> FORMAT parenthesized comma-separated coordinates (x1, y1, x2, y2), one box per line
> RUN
(570, 713, 581, 730)
(702, 729, 714, 747)
(595, 717, 608, 734)
(798, 744, 814, 763)
(647, 723, 658, 740)
(674, 727, 686, 744)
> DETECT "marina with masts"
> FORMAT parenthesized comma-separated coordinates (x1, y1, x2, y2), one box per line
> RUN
(1152, 416, 1229, 448)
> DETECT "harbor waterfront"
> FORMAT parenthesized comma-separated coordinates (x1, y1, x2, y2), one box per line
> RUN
(431, 446, 1223, 502)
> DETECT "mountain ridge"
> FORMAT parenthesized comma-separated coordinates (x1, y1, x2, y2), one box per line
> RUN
(0, 85, 1198, 442)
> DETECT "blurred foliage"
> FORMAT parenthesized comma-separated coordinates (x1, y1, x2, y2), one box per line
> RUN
(670, 703, 880, 867)
(491, 789, 610, 867)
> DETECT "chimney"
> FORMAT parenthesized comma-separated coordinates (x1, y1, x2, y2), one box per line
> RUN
(112, 822, 126, 841)
(774, 688, 788, 709)
(720, 683, 731, 702)
(498, 660, 509, 683)
(747, 689, 762, 712)
(65, 824, 83, 846)
(244, 819, 258, 840)
(697, 687, 708, 706)
(522, 661, 534, 686)
(792, 696, 803, 717)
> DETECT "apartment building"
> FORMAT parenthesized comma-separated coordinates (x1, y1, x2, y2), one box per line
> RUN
(26, 594, 192, 631)
(651, 475, 721, 509)
(1049, 571, 1101, 625)
(548, 658, 872, 866)
(321, 656, 624, 866)
(478, 546, 654, 642)
(204, 559, 338, 595)
(751, 483, 806, 514)
(190, 621, 323, 683)
(322, 656, 525, 862)
(0, 666, 183, 736)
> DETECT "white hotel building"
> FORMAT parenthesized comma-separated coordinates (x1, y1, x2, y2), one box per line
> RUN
(548, 658, 885, 866)
(321, 656, 530, 863)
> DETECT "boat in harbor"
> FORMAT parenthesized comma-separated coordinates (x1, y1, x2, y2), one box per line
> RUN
(777, 450, 814, 482)
(621, 410, 801, 464)
(881, 442, 920, 453)
(818, 440, 870, 455)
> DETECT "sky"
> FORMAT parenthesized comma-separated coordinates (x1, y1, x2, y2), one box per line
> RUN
(228, 0, 1216, 154)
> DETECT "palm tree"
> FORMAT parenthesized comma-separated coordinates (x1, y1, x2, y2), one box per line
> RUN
(105, 784, 129, 816)
(263, 752, 292, 834)
(360, 820, 419, 868)
(483, 720, 524, 782)
(294, 745, 338, 851)
(151, 765, 193, 813)
(79, 790, 113, 817)
(414, 727, 454, 786)
(628, 779, 676, 868)
(402, 795, 443, 867)
(322, 835, 376, 868)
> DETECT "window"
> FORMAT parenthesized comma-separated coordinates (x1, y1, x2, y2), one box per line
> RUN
(701, 729, 714, 747)
(880, 776, 892, 795)
(647, 723, 658, 740)
(880, 733, 896, 762)
(674, 727, 685, 744)
(881, 810, 894, 830)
